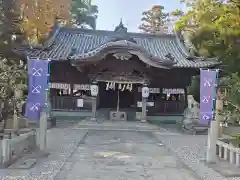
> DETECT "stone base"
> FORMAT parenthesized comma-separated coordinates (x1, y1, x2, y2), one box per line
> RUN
(109, 111, 127, 121)
(90, 117, 97, 121)
(5, 117, 28, 129)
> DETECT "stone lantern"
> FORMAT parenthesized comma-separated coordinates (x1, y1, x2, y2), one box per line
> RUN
(217, 77, 229, 100)
(216, 77, 229, 133)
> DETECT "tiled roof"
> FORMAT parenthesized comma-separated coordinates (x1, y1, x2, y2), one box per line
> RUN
(19, 26, 221, 68)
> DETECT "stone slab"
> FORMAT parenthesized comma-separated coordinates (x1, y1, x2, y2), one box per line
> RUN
(8, 158, 36, 169)
(206, 159, 240, 177)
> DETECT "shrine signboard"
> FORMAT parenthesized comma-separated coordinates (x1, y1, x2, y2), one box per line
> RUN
(199, 69, 218, 125)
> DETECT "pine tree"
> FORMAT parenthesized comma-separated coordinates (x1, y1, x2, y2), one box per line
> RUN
(139, 5, 169, 33)
(71, 0, 99, 29)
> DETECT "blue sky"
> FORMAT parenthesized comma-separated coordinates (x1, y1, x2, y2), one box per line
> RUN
(94, 0, 186, 32)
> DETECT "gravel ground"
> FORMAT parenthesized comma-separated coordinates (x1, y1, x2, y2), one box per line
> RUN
(153, 134, 240, 180)
(0, 126, 87, 180)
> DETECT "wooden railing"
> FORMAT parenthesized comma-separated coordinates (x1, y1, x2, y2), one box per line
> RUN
(147, 101, 185, 115)
(216, 140, 240, 166)
(51, 96, 92, 111)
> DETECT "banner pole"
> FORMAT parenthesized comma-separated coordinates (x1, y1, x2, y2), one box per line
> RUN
(39, 59, 51, 151)
(206, 69, 219, 163)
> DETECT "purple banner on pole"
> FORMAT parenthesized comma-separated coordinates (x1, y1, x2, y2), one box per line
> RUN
(199, 69, 218, 124)
(25, 59, 50, 120)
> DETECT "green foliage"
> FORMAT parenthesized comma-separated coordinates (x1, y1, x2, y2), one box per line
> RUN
(139, 5, 168, 33)
(170, 9, 184, 17)
(230, 132, 240, 146)
(0, 0, 22, 56)
(0, 0, 27, 125)
(173, 0, 240, 104)
(174, 0, 240, 70)
(70, 0, 98, 29)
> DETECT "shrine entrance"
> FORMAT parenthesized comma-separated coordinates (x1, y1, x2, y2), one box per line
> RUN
(98, 82, 137, 109)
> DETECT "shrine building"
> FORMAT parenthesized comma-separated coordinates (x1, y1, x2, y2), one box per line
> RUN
(16, 21, 221, 122)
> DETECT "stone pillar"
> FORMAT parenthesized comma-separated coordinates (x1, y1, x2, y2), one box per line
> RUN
(229, 149, 235, 164)
(236, 153, 240, 166)
(13, 89, 23, 133)
(141, 97, 147, 122)
(91, 97, 97, 121)
(223, 147, 228, 160)
(215, 91, 224, 137)
(90, 82, 98, 121)
(1, 139, 11, 167)
(37, 111, 47, 151)
(218, 145, 222, 158)
(206, 87, 225, 164)
(206, 120, 218, 163)
(141, 85, 149, 123)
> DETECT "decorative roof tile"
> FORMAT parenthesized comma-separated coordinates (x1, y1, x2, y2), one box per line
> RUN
(20, 26, 221, 68)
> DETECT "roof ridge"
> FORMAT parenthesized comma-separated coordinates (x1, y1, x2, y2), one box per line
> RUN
(17, 24, 61, 51)
(59, 27, 176, 39)
(42, 25, 61, 49)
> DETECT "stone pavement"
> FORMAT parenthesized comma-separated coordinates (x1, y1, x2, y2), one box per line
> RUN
(0, 126, 87, 180)
(54, 129, 200, 180)
(76, 120, 165, 131)
(0, 121, 239, 180)
(153, 133, 239, 180)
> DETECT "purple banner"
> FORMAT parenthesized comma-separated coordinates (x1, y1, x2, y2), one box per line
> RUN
(25, 59, 50, 120)
(199, 69, 218, 124)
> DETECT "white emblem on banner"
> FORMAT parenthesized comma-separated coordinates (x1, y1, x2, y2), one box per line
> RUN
(30, 103, 40, 111)
(202, 114, 210, 120)
(203, 78, 213, 87)
(201, 96, 210, 103)
(32, 85, 41, 93)
(32, 68, 43, 76)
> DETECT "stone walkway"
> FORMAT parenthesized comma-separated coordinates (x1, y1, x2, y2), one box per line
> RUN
(54, 129, 200, 180)
(0, 121, 239, 180)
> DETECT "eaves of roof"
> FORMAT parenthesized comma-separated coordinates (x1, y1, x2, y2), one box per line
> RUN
(15, 26, 221, 69)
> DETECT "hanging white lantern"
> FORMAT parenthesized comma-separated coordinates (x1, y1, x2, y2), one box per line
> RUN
(142, 86, 149, 98)
(90, 84, 99, 96)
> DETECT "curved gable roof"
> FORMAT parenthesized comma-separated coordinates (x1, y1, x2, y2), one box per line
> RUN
(17, 25, 221, 68)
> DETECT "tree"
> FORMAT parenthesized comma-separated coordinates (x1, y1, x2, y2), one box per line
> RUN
(0, 0, 22, 56)
(70, 0, 98, 29)
(0, 0, 26, 136)
(173, 0, 240, 103)
(17, 0, 71, 44)
(139, 5, 169, 33)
